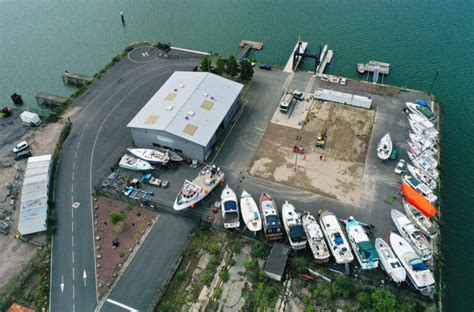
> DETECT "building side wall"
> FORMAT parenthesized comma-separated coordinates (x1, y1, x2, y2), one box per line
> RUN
(131, 128, 205, 161)
(314, 92, 372, 109)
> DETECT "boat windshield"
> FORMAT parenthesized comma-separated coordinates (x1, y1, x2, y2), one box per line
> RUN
(265, 215, 280, 226)
(224, 201, 237, 212)
(290, 225, 306, 242)
(409, 258, 428, 271)
(358, 241, 379, 261)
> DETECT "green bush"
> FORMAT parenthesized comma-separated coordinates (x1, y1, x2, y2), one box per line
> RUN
(231, 242, 241, 254)
(219, 270, 229, 283)
(331, 276, 356, 299)
(356, 291, 371, 309)
(110, 210, 126, 225)
(214, 287, 223, 300)
(291, 256, 309, 273)
(244, 260, 257, 270)
(119, 251, 125, 257)
(251, 243, 269, 259)
(200, 272, 212, 285)
(175, 271, 186, 282)
(228, 258, 236, 267)
(207, 255, 218, 269)
(371, 288, 397, 312)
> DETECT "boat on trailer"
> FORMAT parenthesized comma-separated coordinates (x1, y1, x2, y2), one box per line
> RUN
(240, 190, 262, 233)
(221, 185, 240, 229)
(402, 199, 438, 238)
(407, 164, 437, 190)
(344, 217, 379, 270)
(259, 193, 283, 241)
(119, 154, 154, 171)
(402, 175, 438, 204)
(173, 165, 224, 210)
(127, 148, 169, 164)
(319, 210, 353, 264)
(282, 201, 307, 250)
(302, 211, 330, 263)
(375, 237, 406, 284)
(406, 102, 436, 123)
(377, 133, 392, 160)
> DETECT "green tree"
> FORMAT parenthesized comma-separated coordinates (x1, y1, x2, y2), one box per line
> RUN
(109, 210, 126, 225)
(371, 288, 397, 312)
(331, 276, 356, 299)
(291, 256, 309, 273)
(239, 59, 254, 81)
(225, 55, 239, 77)
(356, 291, 371, 310)
(215, 56, 225, 75)
(200, 57, 211, 72)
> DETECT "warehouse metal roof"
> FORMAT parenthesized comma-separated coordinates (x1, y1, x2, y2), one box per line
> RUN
(127, 72, 243, 146)
(18, 154, 52, 235)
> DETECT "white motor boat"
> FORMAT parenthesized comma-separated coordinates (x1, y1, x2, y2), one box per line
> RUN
(344, 217, 379, 270)
(240, 190, 262, 233)
(402, 175, 437, 203)
(406, 102, 436, 123)
(408, 151, 439, 180)
(173, 165, 224, 210)
(281, 201, 307, 250)
(402, 199, 438, 238)
(408, 113, 435, 129)
(221, 185, 240, 229)
(127, 148, 169, 164)
(259, 193, 283, 241)
(407, 149, 438, 170)
(302, 212, 330, 263)
(377, 133, 392, 160)
(391, 209, 432, 261)
(407, 164, 437, 190)
(409, 119, 438, 139)
(319, 210, 354, 264)
(390, 232, 436, 296)
(119, 154, 154, 171)
(375, 237, 406, 284)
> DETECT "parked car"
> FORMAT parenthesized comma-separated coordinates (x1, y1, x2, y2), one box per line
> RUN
(394, 159, 406, 175)
(14, 149, 32, 161)
(0, 221, 10, 235)
(13, 141, 29, 153)
(259, 64, 272, 70)
(340, 78, 348, 86)
(293, 90, 305, 101)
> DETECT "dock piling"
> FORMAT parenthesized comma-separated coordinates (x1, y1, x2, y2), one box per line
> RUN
(120, 10, 125, 24)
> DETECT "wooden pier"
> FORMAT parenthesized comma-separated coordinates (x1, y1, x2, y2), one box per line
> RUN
(284, 41, 308, 73)
(62, 71, 93, 86)
(35, 93, 68, 107)
(236, 40, 264, 62)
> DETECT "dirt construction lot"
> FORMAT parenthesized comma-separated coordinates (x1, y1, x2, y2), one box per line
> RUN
(249, 101, 375, 204)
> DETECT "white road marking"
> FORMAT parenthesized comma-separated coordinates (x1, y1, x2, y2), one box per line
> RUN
(72, 221, 74, 233)
(72, 235, 74, 247)
(60, 275, 64, 293)
(72, 250, 75, 264)
(73, 303, 75, 312)
(106, 299, 139, 312)
(72, 284, 75, 299)
(83, 270, 87, 286)
(72, 266, 75, 280)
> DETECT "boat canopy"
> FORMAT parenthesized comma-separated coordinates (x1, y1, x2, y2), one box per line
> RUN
(401, 184, 437, 217)
(265, 215, 280, 227)
(358, 241, 379, 261)
(334, 233, 344, 245)
(289, 225, 306, 241)
(409, 258, 428, 271)
(415, 99, 428, 107)
(224, 201, 237, 212)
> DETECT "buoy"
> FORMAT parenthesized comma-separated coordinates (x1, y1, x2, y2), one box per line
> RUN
(191, 204, 196, 209)
(204, 189, 208, 195)
(211, 207, 218, 214)
(220, 178, 224, 183)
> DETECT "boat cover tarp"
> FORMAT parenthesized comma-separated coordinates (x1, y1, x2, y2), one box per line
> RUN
(358, 241, 379, 260)
(401, 184, 437, 217)
(415, 99, 428, 107)
(410, 258, 428, 271)
(265, 215, 280, 227)
(289, 224, 306, 241)
(223, 201, 237, 212)
(334, 233, 344, 245)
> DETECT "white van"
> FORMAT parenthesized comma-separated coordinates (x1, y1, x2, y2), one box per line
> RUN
(279, 93, 294, 113)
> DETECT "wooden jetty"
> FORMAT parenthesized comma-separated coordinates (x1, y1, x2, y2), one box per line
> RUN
(35, 93, 68, 107)
(62, 71, 93, 86)
(236, 40, 264, 62)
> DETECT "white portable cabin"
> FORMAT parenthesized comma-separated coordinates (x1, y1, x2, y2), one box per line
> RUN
(313, 88, 372, 109)
(20, 111, 41, 126)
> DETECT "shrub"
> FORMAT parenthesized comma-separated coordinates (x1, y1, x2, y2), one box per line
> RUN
(110, 210, 126, 225)
(371, 288, 397, 312)
(231, 242, 241, 254)
(208, 255, 218, 269)
(219, 270, 229, 283)
(291, 256, 309, 273)
(244, 260, 257, 270)
(356, 291, 371, 309)
(251, 243, 269, 259)
(214, 287, 223, 300)
(200, 272, 212, 285)
(119, 251, 125, 257)
(175, 271, 186, 282)
(228, 258, 236, 267)
(331, 276, 356, 299)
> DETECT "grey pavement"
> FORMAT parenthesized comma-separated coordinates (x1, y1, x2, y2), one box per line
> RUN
(50, 46, 201, 312)
(99, 213, 197, 312)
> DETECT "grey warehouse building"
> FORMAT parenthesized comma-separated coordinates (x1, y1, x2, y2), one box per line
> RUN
(127, 71, 244, 161)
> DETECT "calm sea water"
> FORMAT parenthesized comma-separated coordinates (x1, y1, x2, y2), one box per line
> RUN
(1, 0, 472, 310)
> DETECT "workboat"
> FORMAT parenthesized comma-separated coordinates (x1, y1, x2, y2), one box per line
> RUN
(408, 151, 439, 180)
(407, 164, 437, 190)
(390, 232, 436, 296)
(406, 102, 436, 123)
(408, 113, 435, 129)
(402, 175, 437, 203)
(259, 193, 283, 241)
(173, 165, 224, 210)
(319, 211, 354, 264)
(409, 133, 437, 153)
(407, 150, 438, 170)
(240, 190, 262, 233)
(127, 148, 169, 164)
(344, 217, 379, 270)
(402, 199, 438, 238)
(375, 238, 406, 284)
(407, 141, 436, 159)
(409, 119, 438, 139)
(221, 185, 240, 229)
(302, 212, 330, 263)
(281, 201, 307, 250)
(401, 183, 438, 218)
(391, 209, 432, 261)
(119, 154, 154, 171)
(376, 133, 392, 160)
(153, 147, 184, 162)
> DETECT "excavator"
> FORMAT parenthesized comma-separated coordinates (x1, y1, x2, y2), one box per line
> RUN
(315, 129, 327, 148)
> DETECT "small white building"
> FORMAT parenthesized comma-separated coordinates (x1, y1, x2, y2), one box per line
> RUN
(20, 111, 41, 126)
(313, 88, 372, 109)
(18, 155, 52, 235)
(127, 72, 243, 161)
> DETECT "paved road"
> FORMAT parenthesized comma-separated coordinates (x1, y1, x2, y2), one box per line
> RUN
(99, 213, 197, 312)
(50, 47, 201, 312)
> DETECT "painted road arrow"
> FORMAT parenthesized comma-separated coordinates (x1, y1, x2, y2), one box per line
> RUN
(83, 270, 87, 286)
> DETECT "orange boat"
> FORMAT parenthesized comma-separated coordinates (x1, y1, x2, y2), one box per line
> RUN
(401, 183, 437, 218)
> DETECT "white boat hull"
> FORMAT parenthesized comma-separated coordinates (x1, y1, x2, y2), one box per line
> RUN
(377, 133, 392, 160)
(127, 148, 169, 164)
(375, 238, 406, 283)
(282, 202, 307, 250)
(319, 211, 353, 264)
(302, 213, 330, 263)
(221, 186, 240, 229)
(407, 164, 436, 190)
(119, 154, 154, 171)
(240, 190, 262, 233)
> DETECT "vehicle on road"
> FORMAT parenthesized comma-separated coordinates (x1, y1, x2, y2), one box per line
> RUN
(340, 78, 348, 85)
(293, 90, 304, 100)
(13, 141, 29, 153)
(259, 63, 272, 70)
(14, 149, 32, 161)
(394, 159, 406, 175)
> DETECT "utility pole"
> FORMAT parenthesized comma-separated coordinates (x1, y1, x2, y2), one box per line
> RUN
(428, 71, 439, 95)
